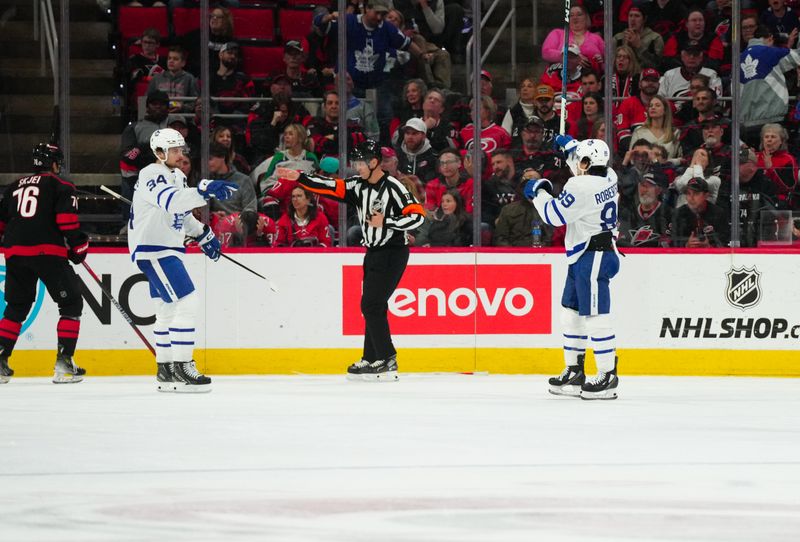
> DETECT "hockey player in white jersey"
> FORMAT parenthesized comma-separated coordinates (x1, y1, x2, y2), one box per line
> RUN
(524, 136, 620, 400)
(129, 128, 238, 392)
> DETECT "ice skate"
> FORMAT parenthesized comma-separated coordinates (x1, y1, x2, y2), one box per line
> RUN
(53, 353, 85, 384)
(156, 363, 176, 393)
(361, 356, 399, 382)
(346, 359, 370, 381)
(580, 358, 619, 400)
(171, 361, 212, 393)
(0, 356, 13, 384)
(548, 354, 585, 397)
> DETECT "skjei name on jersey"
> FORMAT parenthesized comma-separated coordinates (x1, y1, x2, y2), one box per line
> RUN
(128, 162, 207, 261)
(533, 169, 619, 264)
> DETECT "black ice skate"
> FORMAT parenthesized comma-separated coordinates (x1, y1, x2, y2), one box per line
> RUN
(361, 356, 399, 382)
(346, 359, 370, 381)
(0, 355, 13, 384)
(580, 358, 619, 400)
(172, 361, 212, 393)
(548, 354, 585, 397)
(156, 363, 176, 393)
(53, 352, 85, 384)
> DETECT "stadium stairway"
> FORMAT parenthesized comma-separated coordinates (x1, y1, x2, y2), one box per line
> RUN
(0, 0, 119, 186)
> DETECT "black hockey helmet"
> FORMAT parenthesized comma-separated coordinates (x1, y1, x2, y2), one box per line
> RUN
(32, 142, 63, 170)
(349, 139, 382, 163)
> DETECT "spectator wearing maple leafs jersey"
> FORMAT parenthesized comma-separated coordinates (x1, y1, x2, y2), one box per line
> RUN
(276, 186, 332, 247)
(740, 28, 800, 148)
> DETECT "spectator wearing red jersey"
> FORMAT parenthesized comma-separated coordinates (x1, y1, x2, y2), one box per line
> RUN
(212, 210, 278, 248)
(662, 9, 725, 73)
(541, 5, 605, 70)
(643, 0, 687, 41)
(276, 186, 332, 247)
(425, 148, 474, 213)
(540, 44, 586, 111)
(757, 123, 799, 209)
(459, 96, 511, 157)
(614, 67, 660, 154)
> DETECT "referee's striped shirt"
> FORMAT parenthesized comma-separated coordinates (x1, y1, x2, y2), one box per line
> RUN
(298, 171, 425, 248)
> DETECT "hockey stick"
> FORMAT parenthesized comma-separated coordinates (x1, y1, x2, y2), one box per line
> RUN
(81, 260, 156, 357)
(559, 0, 571, 136)
(100, 185, 279, 292)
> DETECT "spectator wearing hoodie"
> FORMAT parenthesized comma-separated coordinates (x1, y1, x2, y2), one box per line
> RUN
(207, 143, 257, 216)
(146, 45, 198, 113)
(396, 118, 438, 184)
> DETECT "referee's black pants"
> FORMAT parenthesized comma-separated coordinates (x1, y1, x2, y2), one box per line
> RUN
(361, 245, 409, 362)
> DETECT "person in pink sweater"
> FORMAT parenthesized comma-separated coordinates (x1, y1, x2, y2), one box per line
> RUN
(541, 5, 605, 71)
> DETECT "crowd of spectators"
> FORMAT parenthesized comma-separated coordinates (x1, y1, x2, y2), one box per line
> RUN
(115, 0, 800, 248)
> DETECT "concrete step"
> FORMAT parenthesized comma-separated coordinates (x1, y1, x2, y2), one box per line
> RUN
(2, 113, 125, 135)
(1, 20, 111, 42)
(4, 94, 121, 115)
(0, 0, 105, 22)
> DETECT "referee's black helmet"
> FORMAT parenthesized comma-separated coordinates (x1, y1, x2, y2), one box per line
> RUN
(349, 140, 382, 163)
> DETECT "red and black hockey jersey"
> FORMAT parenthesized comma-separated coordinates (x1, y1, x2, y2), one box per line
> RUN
(0, 172, 87, 258)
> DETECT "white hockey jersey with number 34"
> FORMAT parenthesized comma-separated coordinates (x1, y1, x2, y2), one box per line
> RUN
(128, 162, 206, 261)
(533, 170, 619, 264)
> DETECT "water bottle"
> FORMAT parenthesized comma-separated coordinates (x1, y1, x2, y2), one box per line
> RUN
(531, 218, 543, 248)
(111, 92, 121, 116)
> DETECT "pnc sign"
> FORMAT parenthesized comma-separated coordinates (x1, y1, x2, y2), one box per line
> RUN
(342, 264, 552, 335)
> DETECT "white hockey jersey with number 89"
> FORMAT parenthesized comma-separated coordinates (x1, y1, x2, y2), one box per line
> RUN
(127, 162, 206, 261)
(533, 170, 619, 264)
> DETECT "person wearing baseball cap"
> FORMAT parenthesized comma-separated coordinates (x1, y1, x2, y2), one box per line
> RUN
(397, 118, 438, 184)
(611, 5, 665, 71)
(615, 63, 662, 154)
(661, 7, 725, 72)
(617, 168, 672, 248)
(672, 173, 729, 248)
(531, 83, 561, 147)
(660, 31, 723, 112)
(673, 146, 721, 208)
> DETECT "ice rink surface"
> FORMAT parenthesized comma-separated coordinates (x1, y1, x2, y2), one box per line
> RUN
(1, 374, 799, 542)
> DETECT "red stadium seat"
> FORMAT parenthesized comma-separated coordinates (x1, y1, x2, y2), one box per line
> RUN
(118, 6, 168, 39)
(285, 0, 332, 7)
(172, 7, 201, 36)
(127, 43, 169, 58)
(240, 45, 284, 78)
(279, 8, 314, 42)
(230, 7, 276, 41)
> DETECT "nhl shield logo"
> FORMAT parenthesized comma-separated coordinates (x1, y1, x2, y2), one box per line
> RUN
(725, 266, 762, 310)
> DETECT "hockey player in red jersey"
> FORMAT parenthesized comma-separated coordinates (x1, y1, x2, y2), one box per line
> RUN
(0, 143, 89, 384)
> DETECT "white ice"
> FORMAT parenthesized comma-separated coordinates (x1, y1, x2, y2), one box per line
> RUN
(1, 375, 799, 542)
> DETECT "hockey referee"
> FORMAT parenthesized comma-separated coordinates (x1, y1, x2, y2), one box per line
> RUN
(277, 140, 425, 381)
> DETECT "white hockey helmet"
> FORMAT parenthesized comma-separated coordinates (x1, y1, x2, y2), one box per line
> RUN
(567, 138, 611, 175)
(150, 128, 186, 159)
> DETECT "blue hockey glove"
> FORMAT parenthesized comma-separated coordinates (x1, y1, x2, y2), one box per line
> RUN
(554, 134, 579, 154)
(523, 178, 553, 200)
(198, 179, 238, 201)
(196, 225, 221, 261)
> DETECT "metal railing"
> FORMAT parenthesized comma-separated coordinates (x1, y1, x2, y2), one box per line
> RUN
(466, 0, 517, 92)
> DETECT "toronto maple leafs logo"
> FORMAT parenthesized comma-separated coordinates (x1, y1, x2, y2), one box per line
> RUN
(741, 54, 759, 79)
(354, 40, 379, 74)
